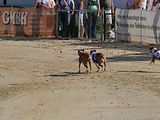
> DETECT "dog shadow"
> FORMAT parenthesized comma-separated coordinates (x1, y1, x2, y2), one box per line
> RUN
(107, 53, 151, 62)
(117, 70, 160, 73)
(46, 71, 85, 77)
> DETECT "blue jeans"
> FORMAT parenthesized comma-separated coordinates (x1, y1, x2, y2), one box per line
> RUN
(88, 12, 97, 38)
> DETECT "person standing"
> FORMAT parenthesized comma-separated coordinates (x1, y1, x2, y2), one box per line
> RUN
(100, 0, 114, 38)
(74, 0, 85, 38)
(34, 0, 43, 8)
(125, 0, 147, 9)
(42, 0, 55, 8)
(140, 0, 148, 10)
(35, 0, 55, 9)
(57, 0, 75, 38)
(79, 0, 85, 39)
(86, 0, 100, 39)
(151, 0, 160, 11)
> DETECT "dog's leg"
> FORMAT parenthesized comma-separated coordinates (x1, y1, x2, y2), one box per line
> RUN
(99, 64, 104, 71)
(84, 63, 89, 73)
(95, 63, 100, 72)
(78, 61, 82, 73)
(103, 59, 106, 71)
(149, 56, 155, 65)
(88, 60, 92, 73)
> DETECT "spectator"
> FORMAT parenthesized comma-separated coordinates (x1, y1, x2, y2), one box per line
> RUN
(100, 0, 114, 38)
(35, 0, 43, 8)
(151, 0, 160, 11)
(126, 0, 146, 9)
(83, 0, 89, 38)
(48, 0, 56, 8)
(57, 0, 75, 38)
(86, 0, 100, 39)
(140, 0, 148, 10)
(77, 0, 85, 39)
(35, 0, 55, 9)
(42, 0, 55, 8)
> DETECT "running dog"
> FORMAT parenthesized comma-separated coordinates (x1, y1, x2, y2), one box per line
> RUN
(149, 47, 160, 65)
(78, 49, 92, 73)
(90, 50, 106, 72)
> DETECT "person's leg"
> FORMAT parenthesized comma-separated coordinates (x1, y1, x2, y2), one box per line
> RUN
(91, 12, 97, 38)
(60, 12, 66, 37)
(67, 13, 71, 38)
(80, 13, 85, 38)
(88, 14, 92, 39)
(83, 15, 88, 38)
(64, 12, 71, 38)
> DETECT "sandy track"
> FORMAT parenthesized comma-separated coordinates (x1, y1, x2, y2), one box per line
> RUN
(0, 39, 160, 120)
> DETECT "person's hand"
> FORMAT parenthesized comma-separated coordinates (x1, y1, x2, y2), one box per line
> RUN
(97, 10, 100, 17)
(71, 10, 74, 15)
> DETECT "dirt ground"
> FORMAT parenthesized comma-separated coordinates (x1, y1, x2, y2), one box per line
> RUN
(0, 37, 160, 120)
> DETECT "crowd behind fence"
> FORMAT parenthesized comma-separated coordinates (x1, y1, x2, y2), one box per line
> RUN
(0, 6, 159, 44)
(55, 9, 116, 42)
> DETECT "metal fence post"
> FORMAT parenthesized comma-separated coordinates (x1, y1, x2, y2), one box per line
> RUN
(100, 8, 104, 42)
(140, 10, 143, 44)
(78, 11, 80, 39)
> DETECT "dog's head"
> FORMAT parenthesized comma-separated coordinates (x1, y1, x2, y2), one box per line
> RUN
(90, 50, 96, 55)
(149, 47, 157, 54)
(78, 49, 84, 55)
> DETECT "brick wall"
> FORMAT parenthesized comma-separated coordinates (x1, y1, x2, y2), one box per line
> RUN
(0, 7, 56, 37)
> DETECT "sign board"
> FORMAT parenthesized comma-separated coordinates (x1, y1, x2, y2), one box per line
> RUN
(0, 7, 56, 37)
(115, 8, 160, 44)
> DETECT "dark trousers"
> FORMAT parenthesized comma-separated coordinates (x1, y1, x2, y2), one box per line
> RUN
(59, 11, 71, 38)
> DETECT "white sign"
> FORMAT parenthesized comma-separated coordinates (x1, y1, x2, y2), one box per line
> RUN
(2, 11, 28, 25)
(115, 8, 160, 44)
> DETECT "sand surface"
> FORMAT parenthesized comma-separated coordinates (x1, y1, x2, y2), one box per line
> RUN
(0, 38, 160, 120)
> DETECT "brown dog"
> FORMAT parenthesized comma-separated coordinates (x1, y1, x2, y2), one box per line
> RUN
(90, 50, 106, 72)
(78, 49, 92, 73)
(149, 47, 160, 65)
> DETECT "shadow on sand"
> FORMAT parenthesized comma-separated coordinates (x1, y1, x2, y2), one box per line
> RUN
(46, 71, 86, 77)
(106, 52, 151, 62)
(117, 70, 160, 74)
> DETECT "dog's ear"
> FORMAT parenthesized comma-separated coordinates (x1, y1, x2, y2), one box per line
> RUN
(149, 47, 154, 51)
(149, 47, 155, 53)
(90, 50, 93, 54)
(78, 49, 84, 52)
(150, 47, 158, 54)
(149, 47, 153, 53)
(90, 50, 96, 54)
